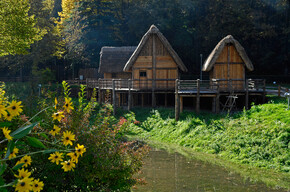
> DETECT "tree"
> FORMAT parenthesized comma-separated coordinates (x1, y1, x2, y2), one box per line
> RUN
(0, 0, 46, 56)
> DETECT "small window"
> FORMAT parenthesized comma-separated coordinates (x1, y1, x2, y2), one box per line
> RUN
(111, 73, 117, 78)
(139, 71, 147, 77)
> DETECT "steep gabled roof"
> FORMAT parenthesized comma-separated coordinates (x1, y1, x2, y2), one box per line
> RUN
(202, 35, 254, 72)
(98, 46, 137, 73)
(123, 25, 188, 72)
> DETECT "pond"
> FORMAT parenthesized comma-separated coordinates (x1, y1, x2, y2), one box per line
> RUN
(133, 148, 287, 192)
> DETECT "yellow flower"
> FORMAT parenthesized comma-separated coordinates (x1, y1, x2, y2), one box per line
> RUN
(2, 127, 13, 141)
(7, 100, 23, 117)
(15, 177, 33, 192)
(67, 152, 79, 163)
(31, 179, 44, 192)
(54, 97, 58, 109)
(9, 147, 19, 159)
(49, 125, 61, 136)
(16, 155, 32, 168)
(75, 144, 86, 157)
(52, 111, 64, 122)
(15, 168, 32, 179)
(61, 160, 75, 172)
(0, 103, 7, 117)
(63, 97, 74, 113)
(62, 131, 75, 146)
(4, 112, 13, 121)
(48, 152, 63, 165)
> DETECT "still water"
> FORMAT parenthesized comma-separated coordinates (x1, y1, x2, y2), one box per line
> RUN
(133, 149, 287, 192)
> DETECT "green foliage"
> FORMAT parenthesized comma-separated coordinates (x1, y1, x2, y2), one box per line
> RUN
(127, 100, 290, 174)
(0, 0, 46, 56)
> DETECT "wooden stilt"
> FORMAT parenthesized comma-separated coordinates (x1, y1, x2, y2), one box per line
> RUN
(98, 78, 102, 104)
(212, 97, 216, 113)
(263, 79, 266, 103)
(142, 93, 144, 107)
(128, 79, 131, 111)
(245, 79, 249, 110)
(278, 85, 281, 97)
(152, 92, 156, 108)
(165, 93, 168, 107)
(112, 80, 116, 115)
(196, 79, 200, 113)
(175, 79, 180, 121)
(180, 96, 183, 112)
(216, 84, 220, 113)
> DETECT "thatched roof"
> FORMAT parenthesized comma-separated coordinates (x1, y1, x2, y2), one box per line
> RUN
(202, 35, 254, 72)
(98, 46, 137, 73)
(123, 25, 188, 72)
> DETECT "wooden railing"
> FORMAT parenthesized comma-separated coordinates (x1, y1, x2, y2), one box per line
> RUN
(87, 79, 176, 90)
(85, 78, 270, 93)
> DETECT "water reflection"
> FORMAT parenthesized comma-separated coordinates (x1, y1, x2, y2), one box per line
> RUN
(133, 149, 286, 192)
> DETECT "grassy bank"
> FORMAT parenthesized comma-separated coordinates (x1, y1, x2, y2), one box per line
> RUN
(122, 96, 290, 189)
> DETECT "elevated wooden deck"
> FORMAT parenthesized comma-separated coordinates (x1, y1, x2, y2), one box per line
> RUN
(66, 78, 274, 117)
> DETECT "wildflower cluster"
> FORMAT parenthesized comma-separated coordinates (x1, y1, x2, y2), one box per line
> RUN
(0, 81, 86, 191)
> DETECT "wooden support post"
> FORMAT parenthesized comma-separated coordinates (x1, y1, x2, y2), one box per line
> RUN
(98, 78, 101, 104)
(152, 92, 156, 108)
(263, 79, 266, 103)
(196, 79, 200, 113)
(180, 96, 183, 112)
(128, 79, 131, 111)
(112, 80, 116, 115)
(152, 34, 156, 108)
(141, 93, 144, 107)
(212, 97, 216, 113)
(175, 79, 180, 121)
(216, 85, 220, 113)
(245, 79, 249, 110)
(278, 85, 281, 97)
(165, 93, 168, 107)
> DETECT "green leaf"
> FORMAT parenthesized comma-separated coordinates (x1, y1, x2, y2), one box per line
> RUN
(0, 122, 12, 128)
(26, 137, 46, 149)
(40, 133, 49, 140)
(4, 141, 15, 159)
(0, 176, 8, 192)
(10, 122, 38, 139)
(12, 163, 24, 171)
(0, 164, 7, 176)
(42, 149, 57, 154)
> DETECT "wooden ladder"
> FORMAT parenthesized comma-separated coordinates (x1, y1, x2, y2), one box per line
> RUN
(222, 91, 238, 112)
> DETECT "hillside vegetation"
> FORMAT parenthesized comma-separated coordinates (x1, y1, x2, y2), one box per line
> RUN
(126, 97, 290, 173)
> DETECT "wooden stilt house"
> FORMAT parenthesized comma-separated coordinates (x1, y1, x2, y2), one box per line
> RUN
(98, 46, 136, 79)
(202, 35, 254, 91)
(123, 25, 188, 90)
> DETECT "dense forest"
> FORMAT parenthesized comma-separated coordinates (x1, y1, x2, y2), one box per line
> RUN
(0, 0, 289, 82)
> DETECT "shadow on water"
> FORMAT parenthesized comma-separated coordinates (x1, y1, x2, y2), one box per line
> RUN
(133, 148, 287, 192)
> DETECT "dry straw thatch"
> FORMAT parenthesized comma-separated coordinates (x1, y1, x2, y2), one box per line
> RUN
(123, 25, 188, 72)
(203, 35, 254, 72)
(98, 46, 137, 73)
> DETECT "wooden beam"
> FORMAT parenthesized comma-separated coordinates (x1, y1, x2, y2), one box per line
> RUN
(175, 79, 180, 121)
(245, 79, 249, 110)
(128, 79, 131, 111)
(216, 85, 220, 113)
(180, 96, 183, 113)
(165, 93, 168, 107)
(152, 34, 156, 108)
(263, 79, 266, 103)
(112, 80, 116, 115)
(142, 93, 144, 107)
(196, 79, 200, 113)
(98, 78, 101, 104)
(212, 97, 216, 113)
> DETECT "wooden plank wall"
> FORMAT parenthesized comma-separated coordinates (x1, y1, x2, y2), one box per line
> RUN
(213, 45, 245, 90)
(133, 34, 178, 89)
